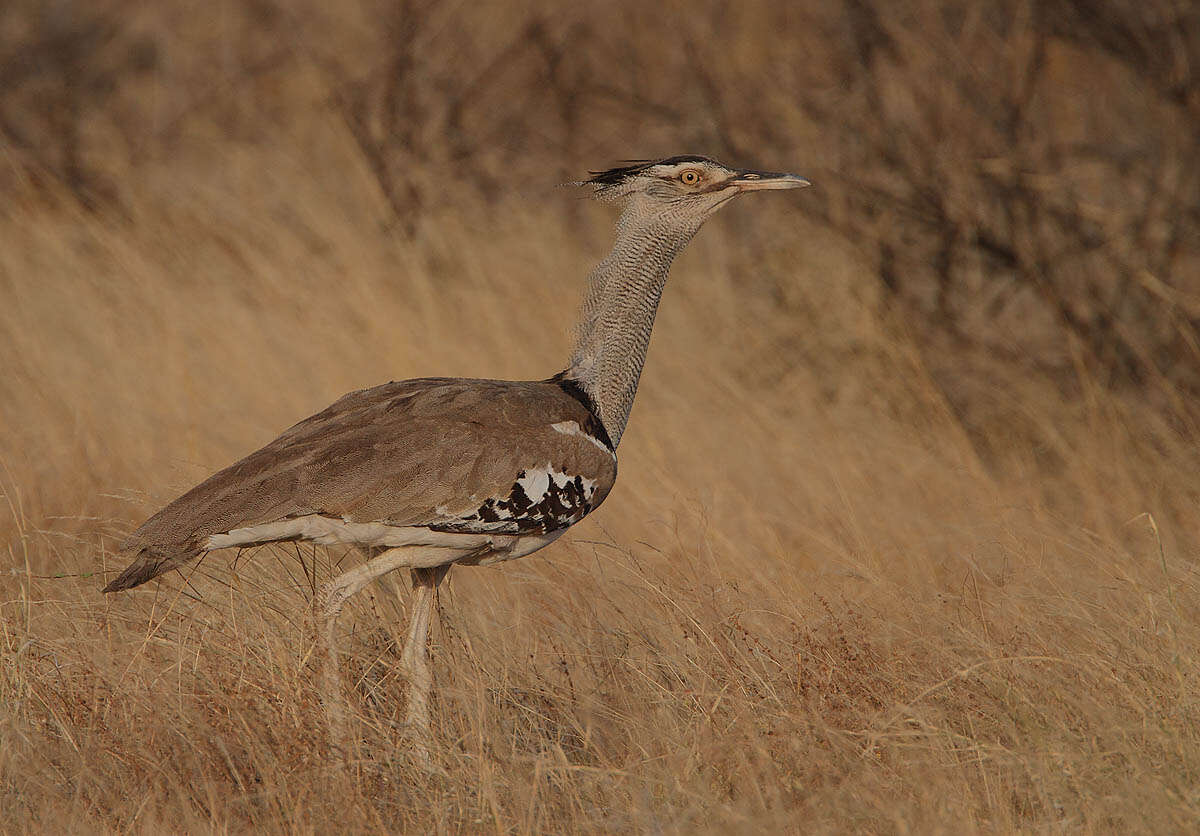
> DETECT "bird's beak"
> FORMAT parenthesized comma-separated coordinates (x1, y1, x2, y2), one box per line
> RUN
(729, 170, 812, 192)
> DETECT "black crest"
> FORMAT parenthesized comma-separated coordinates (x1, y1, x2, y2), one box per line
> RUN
(585, 155, 717, 187)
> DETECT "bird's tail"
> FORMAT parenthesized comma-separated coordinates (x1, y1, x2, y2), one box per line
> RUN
(102, 543, 197, 593)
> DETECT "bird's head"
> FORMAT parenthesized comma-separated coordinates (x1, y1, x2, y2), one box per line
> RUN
(583, 155, 810, 230)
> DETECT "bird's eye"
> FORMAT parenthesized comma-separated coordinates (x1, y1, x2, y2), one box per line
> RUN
(679, 169, 701, 185)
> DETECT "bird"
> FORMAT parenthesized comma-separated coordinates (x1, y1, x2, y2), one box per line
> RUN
(102, 155, 810, 757)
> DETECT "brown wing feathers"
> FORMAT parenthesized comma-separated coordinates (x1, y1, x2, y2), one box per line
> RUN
(104, 376, 615, 592)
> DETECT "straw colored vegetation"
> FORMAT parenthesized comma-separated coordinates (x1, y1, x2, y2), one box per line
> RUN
(2, 1, 1198, 832)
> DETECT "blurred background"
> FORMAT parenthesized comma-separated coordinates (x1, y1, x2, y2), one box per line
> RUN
(2, 1, 1198, 831)
(4, 0, 1199, 397)
(4, 0, 1200, 487)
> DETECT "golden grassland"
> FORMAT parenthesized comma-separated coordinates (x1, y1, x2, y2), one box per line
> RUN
(2, 116, 1200, 834)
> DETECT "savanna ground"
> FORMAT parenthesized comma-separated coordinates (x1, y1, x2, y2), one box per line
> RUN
(2, 1, 1199, 832)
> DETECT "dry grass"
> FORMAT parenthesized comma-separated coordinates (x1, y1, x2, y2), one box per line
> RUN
(3, 3, 1200, 832)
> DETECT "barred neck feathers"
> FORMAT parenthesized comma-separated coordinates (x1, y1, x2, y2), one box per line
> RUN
(567, 208, 702, 447)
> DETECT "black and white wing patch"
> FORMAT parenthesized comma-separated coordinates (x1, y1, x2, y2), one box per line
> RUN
(430, 464, 600, 535)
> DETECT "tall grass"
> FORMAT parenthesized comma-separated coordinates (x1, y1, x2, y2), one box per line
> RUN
(2, 2, 1199, 832)
(3, 141, 1197, 832)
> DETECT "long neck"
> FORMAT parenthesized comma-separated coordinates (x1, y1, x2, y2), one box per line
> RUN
(567, 210, 700, 447)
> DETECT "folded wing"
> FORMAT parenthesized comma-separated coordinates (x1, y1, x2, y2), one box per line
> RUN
(104, 376, 616, 591)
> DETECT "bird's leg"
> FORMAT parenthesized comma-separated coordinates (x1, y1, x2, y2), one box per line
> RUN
(315, 547, 424, 762)
(399, 565, 450, 753)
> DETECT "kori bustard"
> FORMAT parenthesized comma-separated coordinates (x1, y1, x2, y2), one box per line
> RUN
(103, 156, 809, 751)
